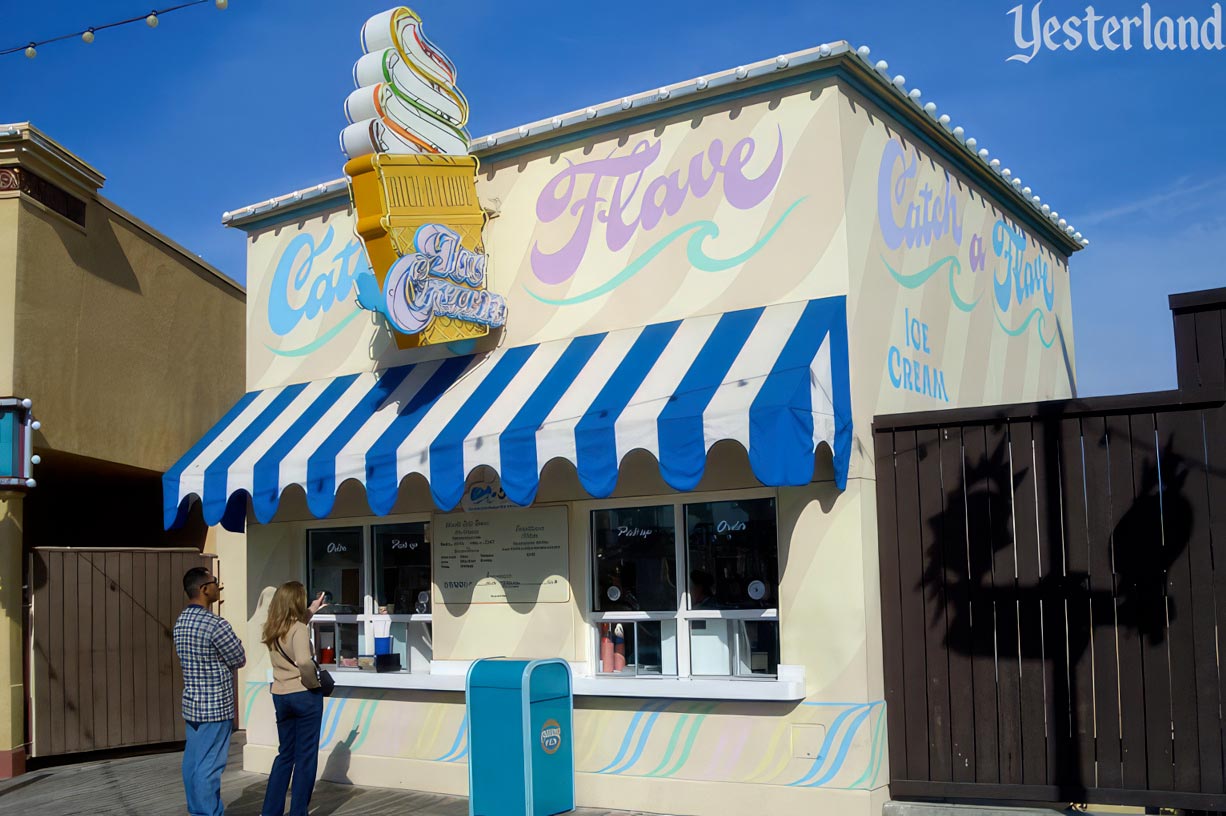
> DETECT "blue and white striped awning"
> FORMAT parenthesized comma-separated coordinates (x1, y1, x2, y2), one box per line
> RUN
(165, 297, 852, 531)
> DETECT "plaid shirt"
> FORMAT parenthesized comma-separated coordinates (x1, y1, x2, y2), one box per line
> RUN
(173, 604, 246, 723)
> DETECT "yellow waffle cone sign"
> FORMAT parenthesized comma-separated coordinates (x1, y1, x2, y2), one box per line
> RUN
(340, 7, 506, 348)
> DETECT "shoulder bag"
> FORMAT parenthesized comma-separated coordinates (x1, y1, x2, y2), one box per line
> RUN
(274, 637, 335, 697)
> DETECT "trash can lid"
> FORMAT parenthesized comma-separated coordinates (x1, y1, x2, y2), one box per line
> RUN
(466, 657, 572, 699)
(527, 661, 571, 702)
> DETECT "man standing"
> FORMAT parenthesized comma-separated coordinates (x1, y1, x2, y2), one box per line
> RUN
(174, 567, 246, 816)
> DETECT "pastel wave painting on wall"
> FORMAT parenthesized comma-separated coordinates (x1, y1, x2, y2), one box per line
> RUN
(244, 683, 885, 789)
(877, 138, 1060, 348)
(244, 683, 468, 760)
(524, 127, 805, 306)
(576, 700, 886, 788)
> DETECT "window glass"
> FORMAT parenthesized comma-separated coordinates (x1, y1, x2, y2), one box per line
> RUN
(336, 622, 361, 667)
(597, 620, 677, 676)
(307, 527, 364, 611)
(689, 620, 779, 676)
(373, 522, 431, 614)
(684, 498, 778, 610)
(591, 505, 676, 612)
(381, 621, 433, 673)
(310, 621, 364, 667)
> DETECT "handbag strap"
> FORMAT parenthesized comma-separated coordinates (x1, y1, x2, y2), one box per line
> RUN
(274, 636, 320, 672)
(273, 638, 293, 665)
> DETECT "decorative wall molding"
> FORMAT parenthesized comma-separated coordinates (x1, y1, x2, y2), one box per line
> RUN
(0, 166, 86, 226)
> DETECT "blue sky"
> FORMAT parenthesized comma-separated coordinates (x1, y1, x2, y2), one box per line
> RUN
(3, 0, 1223, 396)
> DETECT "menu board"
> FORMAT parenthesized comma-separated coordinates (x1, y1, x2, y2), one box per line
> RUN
(433, 506, 569, 604)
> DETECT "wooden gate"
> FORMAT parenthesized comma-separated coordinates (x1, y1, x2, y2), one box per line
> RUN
(874, 288, 1226, 810)
(27, 548, 216, 758)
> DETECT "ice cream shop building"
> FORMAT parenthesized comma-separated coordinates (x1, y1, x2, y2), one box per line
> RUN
(165, 9, 1084, 815)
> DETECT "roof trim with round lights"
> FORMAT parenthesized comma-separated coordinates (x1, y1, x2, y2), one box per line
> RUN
(224, 42, 1086, 252)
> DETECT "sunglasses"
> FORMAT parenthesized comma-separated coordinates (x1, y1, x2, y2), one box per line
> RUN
(200, 579, 222, 589)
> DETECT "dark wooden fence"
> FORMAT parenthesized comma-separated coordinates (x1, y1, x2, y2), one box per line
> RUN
(875, 288, 1226, 810)
(28, 548, 216, 758)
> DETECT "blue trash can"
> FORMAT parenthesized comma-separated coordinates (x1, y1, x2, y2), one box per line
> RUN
(466, 658, 575, 816)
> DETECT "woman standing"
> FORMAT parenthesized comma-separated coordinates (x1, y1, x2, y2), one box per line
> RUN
(261, 582, 326, 816)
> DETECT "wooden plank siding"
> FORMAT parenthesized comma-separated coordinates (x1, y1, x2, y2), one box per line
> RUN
(29, 548, 215, 758)
(874, 386, 1226, 810)
(874, 428, 908, 786)
(939, 427, 976, 783)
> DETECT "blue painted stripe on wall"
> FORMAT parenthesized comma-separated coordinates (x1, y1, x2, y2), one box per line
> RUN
(436, 712, 469, 762)
(605, 705, 670, 775)
(595, 700, 670, 774)
(787, 703, 870, 786)
(808, 706, 874, 787)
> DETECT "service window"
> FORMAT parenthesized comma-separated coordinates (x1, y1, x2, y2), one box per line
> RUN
(591, 505, 676, 613)
(589, 495, 780, 679)
(684, 497, 778, 610)
(685, 497, 779, 677)
(305, 520, 433, 672)
(307, 527, 364, 612)
(373, 522, 431, 614)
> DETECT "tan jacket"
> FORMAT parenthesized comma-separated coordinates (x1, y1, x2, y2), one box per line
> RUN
(268, 621, 320, 694)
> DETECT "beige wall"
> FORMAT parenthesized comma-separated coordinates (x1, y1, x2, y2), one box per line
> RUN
(12, 195, 245, 472)
(240, 451, 892, 815)
(227, 60, 1083, 814)
(839, 84, 1076, 451)
(243, 78, 850, 391)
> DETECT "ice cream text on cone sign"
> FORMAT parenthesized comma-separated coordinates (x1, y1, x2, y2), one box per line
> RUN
(341, 6, 507, 349)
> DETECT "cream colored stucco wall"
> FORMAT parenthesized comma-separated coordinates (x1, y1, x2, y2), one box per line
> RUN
(838, 84, 1076, 466)
(243, 77, 850, 392)
(12, 196, 245, 472)
(227, 63, 1084, 815)
(240, 450, 890, 815)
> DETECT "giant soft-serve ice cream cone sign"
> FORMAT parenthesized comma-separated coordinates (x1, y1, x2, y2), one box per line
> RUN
(340, 6, 506, 348)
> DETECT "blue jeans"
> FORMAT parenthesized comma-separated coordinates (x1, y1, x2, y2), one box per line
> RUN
(262, 690, 324, 816)
(183, 719, 232, 816)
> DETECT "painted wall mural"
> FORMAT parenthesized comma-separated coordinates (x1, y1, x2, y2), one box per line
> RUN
(843, 94, 1076, 425)
(524, 127, 802, 305)
(244, 77, 849, 391)
(244, 682, 885, 791)
(877, 138, 1060, 352)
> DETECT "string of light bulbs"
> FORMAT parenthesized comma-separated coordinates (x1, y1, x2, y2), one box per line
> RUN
(3, 0, 229, 59)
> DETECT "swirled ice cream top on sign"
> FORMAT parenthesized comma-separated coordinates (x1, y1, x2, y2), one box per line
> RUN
(340, 7, 470, 159)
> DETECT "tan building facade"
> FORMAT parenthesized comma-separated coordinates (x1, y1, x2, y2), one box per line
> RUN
(0, 124, 246, 777)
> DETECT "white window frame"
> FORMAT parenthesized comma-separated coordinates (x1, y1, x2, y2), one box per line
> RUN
(584, 486, 781, 680)
(305, 511, 434, 672)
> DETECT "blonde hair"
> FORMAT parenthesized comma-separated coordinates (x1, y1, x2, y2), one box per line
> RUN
(262, 581, 309, 648)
